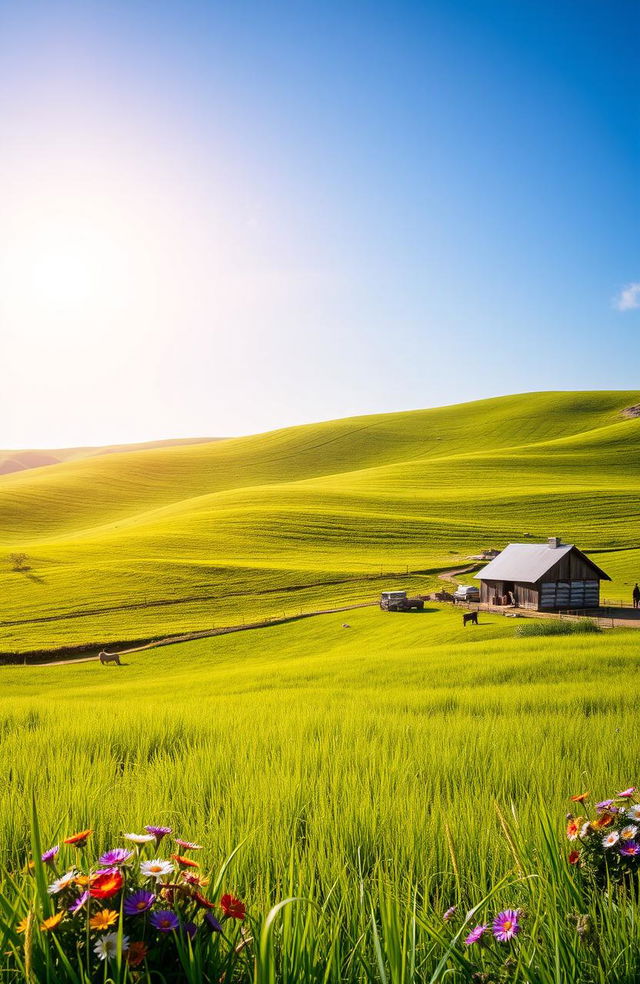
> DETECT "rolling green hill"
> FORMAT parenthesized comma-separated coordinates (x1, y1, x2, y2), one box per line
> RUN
(2, 390, 639, 654)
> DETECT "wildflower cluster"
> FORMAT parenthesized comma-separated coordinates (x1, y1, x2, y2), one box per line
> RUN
(19, 824, 247, 976)
(566, 786, 640, 886)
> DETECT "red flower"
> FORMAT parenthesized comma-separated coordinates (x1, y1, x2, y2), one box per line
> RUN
(220, 893, 246, 920)
(63, 829, 93, 847)
(126, 942, 148, 968)
(90, 869, 124, 899)
(568, 850, 580, 865)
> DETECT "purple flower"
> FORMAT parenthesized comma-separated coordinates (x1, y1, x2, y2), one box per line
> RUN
(183, 921, 198, 941)
(464, 924, 488, 946)
(68, 890, 89, 914)
(99, 848, 133, 867)
(618, 787, 637, 799)
(493, 909, 521, 942)
(204, 911, 224, 933)
(150, 909, 179, 933)
(596, 800, 614, 813)
(100, 848, 133, 867)
(443, 906, 457, 922)
(41, 845, 59, 866)
(124, 889, 155, 916)
(145, 826, 172, 844)
(619, 841, 640, 857)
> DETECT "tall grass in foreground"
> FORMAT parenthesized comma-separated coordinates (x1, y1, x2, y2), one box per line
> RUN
(0, 801, 638, 983)
(0, 611, 638, 980)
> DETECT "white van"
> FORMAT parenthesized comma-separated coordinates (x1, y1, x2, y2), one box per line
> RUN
(453, 585, 480, 602)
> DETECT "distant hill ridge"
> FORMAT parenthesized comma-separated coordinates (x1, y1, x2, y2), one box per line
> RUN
(0, 436, 221, 477)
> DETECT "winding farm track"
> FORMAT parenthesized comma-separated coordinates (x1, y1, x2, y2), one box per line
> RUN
(437, 564, 478, 582)
(39, 601, 380, 666)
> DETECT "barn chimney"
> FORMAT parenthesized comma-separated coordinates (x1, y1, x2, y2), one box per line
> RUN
(548, 536, 561, 549)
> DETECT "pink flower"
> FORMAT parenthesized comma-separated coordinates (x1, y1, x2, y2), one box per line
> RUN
(464, 924, 488, 946)
(493, 909, 521, 942)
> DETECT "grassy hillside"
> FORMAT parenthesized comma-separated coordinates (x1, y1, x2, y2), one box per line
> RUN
(1, 390, 639, 654)
(1, 607, 639, 981)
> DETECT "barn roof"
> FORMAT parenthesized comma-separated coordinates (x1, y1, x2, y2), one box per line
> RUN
(474, 543, 611, 583)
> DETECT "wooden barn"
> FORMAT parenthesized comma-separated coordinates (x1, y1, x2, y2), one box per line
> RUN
(475, 537, 611, 611)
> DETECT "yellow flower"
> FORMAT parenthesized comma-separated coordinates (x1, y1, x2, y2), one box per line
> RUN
(17, 916, 29, 934)
(89, 909, 119, 930)
(40, 912, 65, 932)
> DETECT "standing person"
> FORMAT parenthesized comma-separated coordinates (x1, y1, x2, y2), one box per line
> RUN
(633, 583, 640, 609)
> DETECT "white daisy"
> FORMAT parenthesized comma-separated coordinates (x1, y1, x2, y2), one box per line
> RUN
(602, 831, 620, 849)
(626, 805, 640, 821)
(124, 833, 155, 845)
(140, 858, 174, 880)
(47, 870, 77, 894)
(621, 824, 638, 840)
(93, 932, 129, 961)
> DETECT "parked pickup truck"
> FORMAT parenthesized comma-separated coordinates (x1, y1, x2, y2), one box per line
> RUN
(379, 590, 424, 612)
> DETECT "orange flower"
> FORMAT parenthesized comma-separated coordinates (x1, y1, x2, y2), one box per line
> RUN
(126, 941, 148, 968)
(40, 911, 65, 931)
(570, 792, 590, 803)
(171, 854, 199, 868)
(89, 869, 124, 899)
(220, 893, 246, 920)
(568, 850, 580, 865)
(89, 909, 118, 930)
(63, 830, 92, 847)
(74, 875, 91, 887)
(593, 812, 615, 830)
(566, 817, 583, 841)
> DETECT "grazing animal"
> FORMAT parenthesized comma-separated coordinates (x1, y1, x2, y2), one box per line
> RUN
(99, 651, 122, 665)
(463, 611, 478, 627)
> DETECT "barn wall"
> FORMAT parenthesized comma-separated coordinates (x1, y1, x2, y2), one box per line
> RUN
(545, 550, 602, 582)
(513, 584, 539, 609)
(480, 580, 501, 604)
(479, 580, 539, 609)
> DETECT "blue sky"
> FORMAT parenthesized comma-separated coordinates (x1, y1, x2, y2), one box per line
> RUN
(0, 0, 638, 445)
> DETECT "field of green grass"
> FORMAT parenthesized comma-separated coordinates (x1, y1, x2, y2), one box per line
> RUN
(1, 607, 639, 980)
(1, 390, 639, 655)
(2, 391, 640, 980)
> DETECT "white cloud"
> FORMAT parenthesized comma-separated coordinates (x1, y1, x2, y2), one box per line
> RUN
(614, 282, 640, 311)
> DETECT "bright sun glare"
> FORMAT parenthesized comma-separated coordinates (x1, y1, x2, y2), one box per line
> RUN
(1, 204, 149, 334)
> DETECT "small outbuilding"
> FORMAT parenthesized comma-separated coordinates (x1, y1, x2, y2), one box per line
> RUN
(475, 537, 610, 611)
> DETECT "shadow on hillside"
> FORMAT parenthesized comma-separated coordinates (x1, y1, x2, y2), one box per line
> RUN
(23, 572, 46, 584)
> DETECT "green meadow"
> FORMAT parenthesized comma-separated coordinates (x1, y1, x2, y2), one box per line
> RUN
(1, 390, 640, 655)
(1, 607, 639, 980)
(1, 390, 640, 980)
